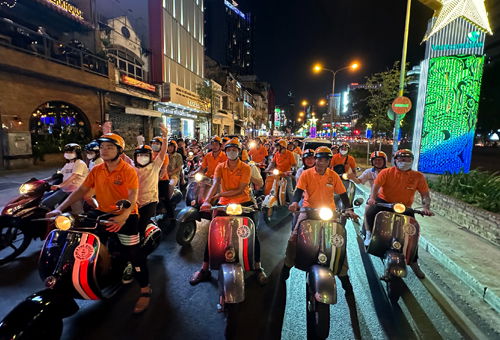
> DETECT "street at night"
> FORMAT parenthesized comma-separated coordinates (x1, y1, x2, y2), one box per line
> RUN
(1, 0, 500, 339)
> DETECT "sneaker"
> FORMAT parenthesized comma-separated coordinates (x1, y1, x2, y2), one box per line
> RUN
(410, 262, 426, 279)
(189, 269, 211, 285)
(122, 262, 134, 284)
(364, 231, 372, 247)
(255, 267, 268, 286)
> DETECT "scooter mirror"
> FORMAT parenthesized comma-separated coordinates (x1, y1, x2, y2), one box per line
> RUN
(116, 200, 132, 210)
(353, 198, 364, 206)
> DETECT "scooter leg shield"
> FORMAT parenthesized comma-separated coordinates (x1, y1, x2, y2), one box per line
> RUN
(307, 265, 337, 305)
(384, 251, 408, 278)
(0, 289, 78, 340)
(219, 263, 245, 304)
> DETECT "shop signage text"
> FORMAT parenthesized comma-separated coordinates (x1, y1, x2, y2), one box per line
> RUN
(44, 0, 84, 20)
(120, 75, 156, 92)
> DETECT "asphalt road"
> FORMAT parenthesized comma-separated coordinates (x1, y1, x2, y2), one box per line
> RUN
(0, 179, 491, 340)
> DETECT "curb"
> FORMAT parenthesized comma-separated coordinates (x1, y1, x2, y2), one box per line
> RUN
(419, 236, 500, 314)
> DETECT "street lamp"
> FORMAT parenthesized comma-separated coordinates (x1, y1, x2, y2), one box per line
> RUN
(299, 111, 305, 117)
(312, 62, 360, 135)
(318, 99, 327, 106)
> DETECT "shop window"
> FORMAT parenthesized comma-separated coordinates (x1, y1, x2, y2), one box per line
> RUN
(29, 101, 91, 157)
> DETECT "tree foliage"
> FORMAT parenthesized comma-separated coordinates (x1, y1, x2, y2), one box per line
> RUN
(354, 61, 410, 135)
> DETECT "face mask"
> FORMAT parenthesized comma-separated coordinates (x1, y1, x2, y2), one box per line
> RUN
(136, 155, 151, 166)
(64, 153, 76, 160)
(226, 150, 239, 160)
(340, 150, 348, 156)
(86, 152, 96, 160)
(152, 145, 161, 152)
(396, 161, 412, 171)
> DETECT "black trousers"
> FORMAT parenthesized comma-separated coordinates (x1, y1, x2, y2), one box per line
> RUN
(158, 180, 174, 218)
(138, 202, 158, 235)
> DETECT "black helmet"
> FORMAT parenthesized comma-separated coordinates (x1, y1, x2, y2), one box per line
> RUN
(84, 141, 99, 152)
(63, 143, 82, 159)
(302, 149, 315, 159)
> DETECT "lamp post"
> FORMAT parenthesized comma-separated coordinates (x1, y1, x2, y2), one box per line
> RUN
(313, 63, 359, 139)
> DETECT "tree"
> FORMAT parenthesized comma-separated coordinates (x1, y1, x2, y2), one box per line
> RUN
(196, 81, 214, 135)
(364, 61, 409, 135)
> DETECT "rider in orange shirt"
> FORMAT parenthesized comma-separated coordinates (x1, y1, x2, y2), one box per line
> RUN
(366, 149, 434, 278)
(47, 133, 151, 313)
(190, 138, 268, 286)
(330, 142, 356, 175)
(198, 136, 227, 178)
(266, 139, 297, 201)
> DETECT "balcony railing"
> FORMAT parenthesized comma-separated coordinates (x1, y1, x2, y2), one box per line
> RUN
(0, 17, 108, 77)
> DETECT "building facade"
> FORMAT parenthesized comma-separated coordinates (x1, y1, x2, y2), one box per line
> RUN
(204, 0, 253, 75)
(0, 0, 112, 169)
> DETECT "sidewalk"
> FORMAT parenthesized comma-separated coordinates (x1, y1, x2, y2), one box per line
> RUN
(354, 183, 500, 314)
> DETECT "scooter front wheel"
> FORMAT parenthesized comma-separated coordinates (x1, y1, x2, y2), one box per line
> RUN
(387, 277, 403, 304)
(224, 302, 239, 339)
(306, 291, 330, 340)
(0, 225, 32, 265)
(175, 220, 197, 246)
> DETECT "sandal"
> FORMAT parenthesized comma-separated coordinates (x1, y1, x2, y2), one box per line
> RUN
(133, 286, 152, 314)
(255, 267, 268, 286)
(189, 269, 211, 285)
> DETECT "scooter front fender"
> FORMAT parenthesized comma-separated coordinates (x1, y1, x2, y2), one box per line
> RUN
(177, 206, 200, 223)
(219, 263, 245, 304)
(307, 265, 337, 305)
(0, 289, 78, 339)
(384, 251, 407, 278)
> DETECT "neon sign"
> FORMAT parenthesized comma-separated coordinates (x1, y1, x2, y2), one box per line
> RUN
(224, 0, 245, 20)
(44, 0, 84, 20)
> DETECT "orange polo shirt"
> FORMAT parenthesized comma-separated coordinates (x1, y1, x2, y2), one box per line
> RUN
(202, 151, 227, 178)
(82, 159, 139, 214)
(293, 146, 302, 155)
(152, 151, 169, 181)
(249, 145, 268, 163)
(214, 160, 251, 205)
(330, 154, 356, 172)
(375, 166, 429, 207)
(273, 150, 297, 172)
(297, 167, 346, 210)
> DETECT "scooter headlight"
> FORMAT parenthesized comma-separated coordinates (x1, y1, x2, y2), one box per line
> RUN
(392, 240, 402, 250)
(226, 204, 242, 216)
(189, 151, 194, 156)
(341, 173, 349, 180)
(319, 207, 334, 221)
(393, 203, 406, 214)
(54, 213, 74, 230)
(249, 141, 257, 149)
(272, 169, 280, 176)
(19, 183, 34, 195)
(194, 173, 204, 182)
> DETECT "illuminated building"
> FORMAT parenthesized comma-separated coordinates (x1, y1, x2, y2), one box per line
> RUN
(413, 0, 493, 174)
(204, 0, 254, 75)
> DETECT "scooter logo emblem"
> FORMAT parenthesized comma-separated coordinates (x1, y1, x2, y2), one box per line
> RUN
(74, 244, 94, 261)
(403, 223, 416, 236)
(237, 225, 251, 239)
(331, 234, 344, 248)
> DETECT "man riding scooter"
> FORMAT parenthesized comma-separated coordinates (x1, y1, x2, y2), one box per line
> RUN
(47, 133, 152, 314)
(365, 149, 434, 278)
(190, 138, 268, 286)
(266, 139, 297, 201)
(330, 142, 357, 176)
(197, 136, 227, 178)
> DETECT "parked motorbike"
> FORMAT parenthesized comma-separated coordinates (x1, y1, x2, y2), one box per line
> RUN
(261, 169, 290, 224)
(0, 173, 62, 265)
(293, 206, 357, 340)
(365, 202, 424, 303)
(0, 200, 162, 340)
(206, 204, 257, 337)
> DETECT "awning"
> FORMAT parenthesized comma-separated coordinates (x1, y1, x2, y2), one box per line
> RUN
(125, 107, 161, 118)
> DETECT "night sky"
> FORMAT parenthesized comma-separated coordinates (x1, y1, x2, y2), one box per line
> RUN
(237, 0, 434, 105)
